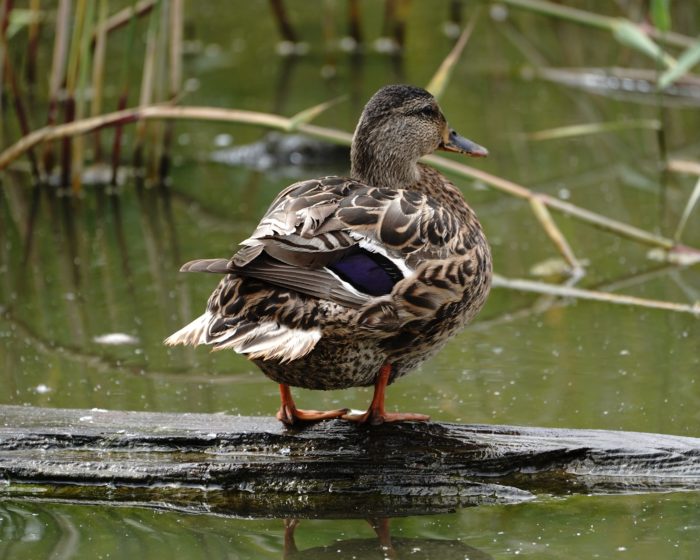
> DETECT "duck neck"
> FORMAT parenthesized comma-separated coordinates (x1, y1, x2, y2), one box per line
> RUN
(350, 129, 421, 189)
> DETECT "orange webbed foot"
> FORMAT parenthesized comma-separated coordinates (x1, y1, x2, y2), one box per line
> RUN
(276, 404, 350, 426)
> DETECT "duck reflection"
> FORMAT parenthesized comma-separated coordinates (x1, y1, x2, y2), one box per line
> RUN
(282, 517, 492, 560)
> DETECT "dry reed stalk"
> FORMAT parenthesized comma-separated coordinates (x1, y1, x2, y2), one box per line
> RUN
(26, 0, 41, 87)
(673, 176, 700, 243)
(347, 0, 362, 46)
(61, 0, 88, 188)
(528, 120, 661, 141)
(500, 0, 681, 65)
(322, 0, 337, 72)
(71, 0, 96, 193)
(133, 6, 157, 173)
(161, 0, 183, 183)
(492, 274, 700, 315)
(92, 0, 155, 42)
(384, 0, 411, 49)
(426, 11, 479, 101)
(90, 0, 109, 163)
(448, 0, 463, 29)
(110, 0, 139, 185)
(668, 159, 700, 176)
(169, 0, 182, 98)
(269, 0, 298, 43)
(425, 155, 679, 251)
(150, 0, 171, 182)
(1, 1, 41, 183)
(0, 104, 697, 260)
(43, 0, 71, 177)
(529, 197, 583, 273)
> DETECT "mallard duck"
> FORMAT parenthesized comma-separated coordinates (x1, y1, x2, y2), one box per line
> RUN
(165, 84, 492, 425)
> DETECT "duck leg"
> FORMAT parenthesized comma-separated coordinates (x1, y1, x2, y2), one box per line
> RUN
(276, 384, 349, 425)
(343, 364, 431, 425)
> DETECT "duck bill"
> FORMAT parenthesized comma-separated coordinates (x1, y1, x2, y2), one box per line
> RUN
(439, 129, 488, 158)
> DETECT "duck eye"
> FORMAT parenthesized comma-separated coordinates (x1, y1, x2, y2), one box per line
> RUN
(416, 106, 437, 118)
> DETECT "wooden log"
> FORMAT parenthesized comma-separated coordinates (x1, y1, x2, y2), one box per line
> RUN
(1, 405, 699, 518)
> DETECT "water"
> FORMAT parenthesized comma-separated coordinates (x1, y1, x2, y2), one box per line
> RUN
(1, 1, 700, 558)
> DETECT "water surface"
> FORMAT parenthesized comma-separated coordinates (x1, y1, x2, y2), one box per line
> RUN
(1, 1, 699, 558)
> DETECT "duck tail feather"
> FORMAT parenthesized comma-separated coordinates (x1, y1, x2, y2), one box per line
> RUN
(180, 259, 231, 273)
(164, 312, 212, 346)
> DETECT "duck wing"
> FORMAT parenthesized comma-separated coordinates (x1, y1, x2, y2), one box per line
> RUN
(169, 176, 488, 358)
(216, 176, 469, 305)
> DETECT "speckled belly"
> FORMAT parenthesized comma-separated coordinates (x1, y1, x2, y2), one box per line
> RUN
(254, 317, 460, 390)
(254, 268, 491, 391)
(254, 337, 387, 390)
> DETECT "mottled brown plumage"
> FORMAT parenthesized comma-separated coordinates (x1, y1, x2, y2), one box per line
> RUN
(165, 85, 492, 425)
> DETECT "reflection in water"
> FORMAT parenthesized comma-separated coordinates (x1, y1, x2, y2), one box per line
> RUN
(0, 502, 492, 560)
(283, 517, 492, 560)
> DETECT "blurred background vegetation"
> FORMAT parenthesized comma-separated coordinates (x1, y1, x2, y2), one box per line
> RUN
(1, 1, 699, 559)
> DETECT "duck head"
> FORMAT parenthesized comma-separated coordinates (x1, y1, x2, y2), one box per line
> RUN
(351, 84, 487, 189)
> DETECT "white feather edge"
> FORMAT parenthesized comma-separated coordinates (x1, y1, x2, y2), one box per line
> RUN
(163, 312, 211, 347)
(164, 312, 321, 363)
(350, 232, 414, 278)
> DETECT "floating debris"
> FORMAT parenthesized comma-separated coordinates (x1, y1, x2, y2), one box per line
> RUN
(93, 333, 140, 345)
(529, 257, 573, 280)
(537, 67, 700, 107)
(275, 40, 309, 56)
(210, 132, 348, 173)
(647, 247, 700, 266)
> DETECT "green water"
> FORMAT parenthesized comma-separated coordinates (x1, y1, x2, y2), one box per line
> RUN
(1, 1, 700, 558)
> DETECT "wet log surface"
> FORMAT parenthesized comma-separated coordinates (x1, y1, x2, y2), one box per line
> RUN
(1, 405, 699, 518)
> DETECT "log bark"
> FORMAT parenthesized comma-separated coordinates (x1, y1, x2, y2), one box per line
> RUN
(1, 405, 699, 518)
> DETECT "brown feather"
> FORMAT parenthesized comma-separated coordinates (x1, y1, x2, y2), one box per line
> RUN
(180, 259, 232, 273)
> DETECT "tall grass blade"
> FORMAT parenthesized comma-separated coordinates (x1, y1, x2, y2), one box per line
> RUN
(611, 19, 675, 69)
(502, 0, 692, 55)
(673, 177, 700, 243)
(65, 0, 86, 94)
(528, 119, 661, 141)
(91, 0, 108, 162)
(529, 197, 583, 273)
(347, 0, 362, 46)
(148, 0, 170, 182)
(110, 0, 139, 185)
(1, 0, 41, 183)
(426, 8, 480, 101)
(25, 0, 41, 86)
(93, 0, 155, 40)
(44, 0, 71, 177)
(71, 0, 96, 193)
(133, 3, 158, 174)
(5, 8, 41, 39)
(268, 0, 298, 43)
(169, 0, 182, 99)
(650, 0, 671, 33)
(62, 0, 87, 188)
(658, 40, 700, 90)
(392, 0, 410, 50)
(499, 0, 611, 29)
(161, 0, 183, 184)
(287, 95, 348, 131)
